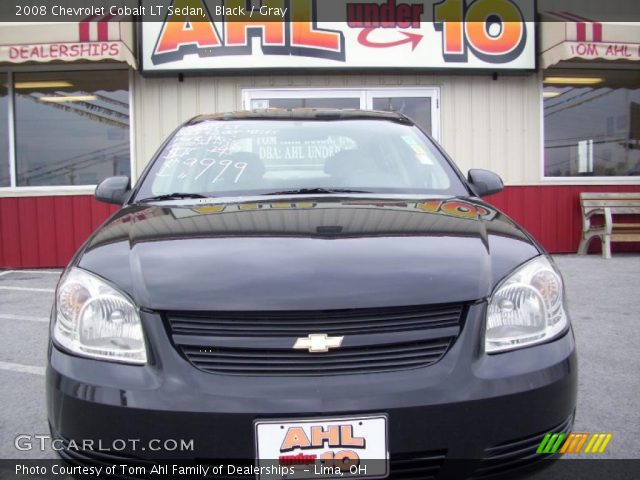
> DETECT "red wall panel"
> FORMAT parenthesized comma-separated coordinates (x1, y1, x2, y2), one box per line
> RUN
(0, 186, 639, 268)
(36, 199, 57, 266)
(0, 198, 21, 266)
(53, 196, 76, 267)
(0, 196, 118, 269)
(485, 184, 640, 254)
(17, 197, 39, 267)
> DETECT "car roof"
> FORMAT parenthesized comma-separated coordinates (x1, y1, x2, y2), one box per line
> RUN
(188, 108, 413, 125)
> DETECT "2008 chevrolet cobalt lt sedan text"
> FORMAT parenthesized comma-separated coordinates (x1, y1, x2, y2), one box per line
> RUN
(47, 109, 577, 479)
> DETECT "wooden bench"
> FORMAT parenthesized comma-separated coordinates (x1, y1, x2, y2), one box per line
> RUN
(578, 192, 640, 259)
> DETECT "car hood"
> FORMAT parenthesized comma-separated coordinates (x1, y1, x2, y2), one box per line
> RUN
(77, 197, 540, 311)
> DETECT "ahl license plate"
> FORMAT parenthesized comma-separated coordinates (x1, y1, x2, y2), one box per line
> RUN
(255, 415, 388, 480)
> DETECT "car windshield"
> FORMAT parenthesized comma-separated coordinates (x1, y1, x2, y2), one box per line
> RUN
(134, 119, 468, 201)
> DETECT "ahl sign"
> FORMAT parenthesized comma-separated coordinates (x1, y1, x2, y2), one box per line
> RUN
(139, 0, 536, 73)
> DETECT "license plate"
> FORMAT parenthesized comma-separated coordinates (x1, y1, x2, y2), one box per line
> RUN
(255, 415, 388, 480)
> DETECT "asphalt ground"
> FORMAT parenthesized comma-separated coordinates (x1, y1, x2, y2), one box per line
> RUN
(0, 255, 638, 468)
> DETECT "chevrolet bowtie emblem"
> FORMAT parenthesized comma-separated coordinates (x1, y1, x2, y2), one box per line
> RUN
(293, 334, 344, 353)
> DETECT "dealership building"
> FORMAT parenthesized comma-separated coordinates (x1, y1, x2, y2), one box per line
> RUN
(0, 4, 639, 268)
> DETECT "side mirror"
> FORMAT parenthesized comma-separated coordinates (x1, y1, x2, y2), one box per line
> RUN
(95, 176, 131, 205)
(467, 169, 504, 197)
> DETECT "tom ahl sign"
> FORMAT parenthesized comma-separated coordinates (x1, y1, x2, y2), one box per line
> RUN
(139, 0, 536, 73)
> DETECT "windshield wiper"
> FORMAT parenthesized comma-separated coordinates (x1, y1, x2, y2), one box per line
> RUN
(261, 188, 373, 196)
(138, 193, 209, 203)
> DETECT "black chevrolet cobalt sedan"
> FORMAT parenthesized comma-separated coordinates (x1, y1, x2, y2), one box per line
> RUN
(47, 110, 577, 479)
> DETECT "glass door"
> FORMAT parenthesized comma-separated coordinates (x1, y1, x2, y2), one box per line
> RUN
(366, 88, 439, 139)
(245, 89, 364, 111)
(242, 88, 440, 140)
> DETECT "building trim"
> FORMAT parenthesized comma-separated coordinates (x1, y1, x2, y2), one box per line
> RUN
(128, 68, 137, 182)
(7, 71, 16, 188)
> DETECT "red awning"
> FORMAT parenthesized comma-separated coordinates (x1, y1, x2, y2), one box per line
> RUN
(541, 15, 640, 68)
(0, 20, 136, 67)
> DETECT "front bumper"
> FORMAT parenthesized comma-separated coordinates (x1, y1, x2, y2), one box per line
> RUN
(47, 304, 577, 478)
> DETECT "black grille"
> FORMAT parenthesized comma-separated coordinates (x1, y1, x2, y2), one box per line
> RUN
(166, 304, 463, 376)
(390, 450, 447, 480)
(166, 304, 463, 337)
(181, 338, 452, 376)
(473, 413, 575, 478)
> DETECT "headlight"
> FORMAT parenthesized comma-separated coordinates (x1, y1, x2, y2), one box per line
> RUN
(53, 267, 147, 364)
(485, 256, 568, 354)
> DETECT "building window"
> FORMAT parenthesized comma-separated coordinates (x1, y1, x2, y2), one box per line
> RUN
(0, 70, 130, 188)
(243, 88, 440, 140)
(0, 74, 9, 187)
(544, 69, 640, 178)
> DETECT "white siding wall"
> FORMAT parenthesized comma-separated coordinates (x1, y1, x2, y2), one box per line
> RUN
(132, 72, 542, 185)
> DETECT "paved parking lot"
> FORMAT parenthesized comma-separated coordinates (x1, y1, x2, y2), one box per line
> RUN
(0, 255, 639, 461)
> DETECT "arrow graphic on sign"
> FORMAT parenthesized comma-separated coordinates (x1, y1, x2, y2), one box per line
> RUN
(357, 28, 423, 51)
